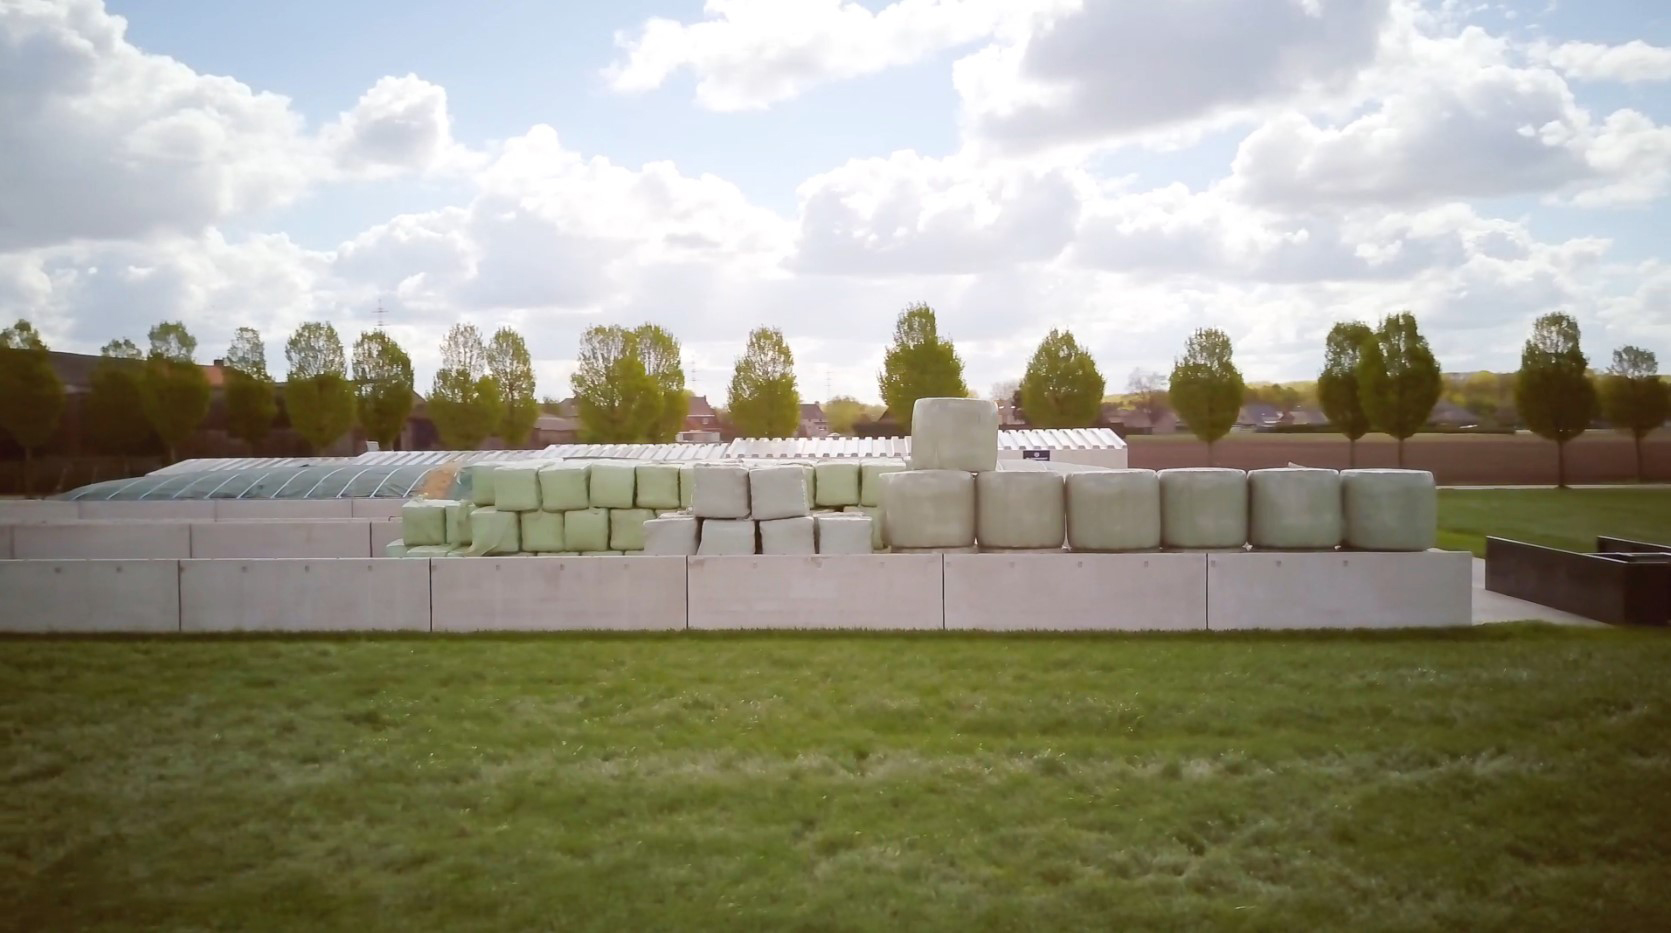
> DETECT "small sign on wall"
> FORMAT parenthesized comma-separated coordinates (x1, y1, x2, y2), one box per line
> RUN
(1021, 449, 1051, 461)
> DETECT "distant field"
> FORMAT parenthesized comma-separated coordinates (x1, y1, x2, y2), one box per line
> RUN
(6, 629, 1671, 930)
(1436, 487, 1671, 557)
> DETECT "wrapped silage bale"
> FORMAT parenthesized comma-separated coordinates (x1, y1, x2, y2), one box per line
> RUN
(1159, 468, 1248, 550)
(538, 463, 590, 512)
(1065, 470, 1161, 551)
(384, 540, 408, 558)
(816, 513, 873, 555)
(679, 463, 695, 509)
(520, 510, 566, 553)
(976, 471, 1065, 550)
(404, 545, 453, 558)
(692, 464, 750, 518)
(698, 519, 757, 555)
(643, 516, 699, 555)
(814, 461, 861, 508)
(493, 462, 544, 512)
(760, 516, 816, 555)
(882, 469, 976, 550)
(461, 462, 502, 507)
(564, 508, 611, 553)
(749, 465, 810, 521)
(400, 500, 448, 547)
(1342, 469, 1437, 551)
(860, 459, 906, 507)
(588, 461, 637, 509)
(1249, 468, 1343, 550)
(610, 508, 655, 551)
(909, 398, 999, 473)
(467, 507, 521, 555)
(444, 501, 475, 546)
(636, 464, 682, 510)
(783, 460, 817, 510)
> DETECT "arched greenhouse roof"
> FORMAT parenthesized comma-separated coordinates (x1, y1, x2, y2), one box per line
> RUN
(58, 463, 448, 500)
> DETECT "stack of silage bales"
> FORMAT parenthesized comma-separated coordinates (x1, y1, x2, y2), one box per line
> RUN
(681, 461, 878, 555)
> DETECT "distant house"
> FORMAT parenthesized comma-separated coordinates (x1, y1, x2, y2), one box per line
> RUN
(1236, 403, 1283, 430)
(798, 402, 829, 438)
(1107, 406, 1179, 436)
(1279, 407, 1329, 427)
(685, 395, 719, 433)
(532, 413, 579, 446)
(1428, 401, 1477, 428)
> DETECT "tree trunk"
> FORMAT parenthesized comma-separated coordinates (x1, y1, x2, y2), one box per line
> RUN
(1207, 439, 1215, 467)
(1348, 437, 1356, 469)
(1396, 437, 1405, 468)
(1557, 438, 1567, 489)
(22, 446, 32, 498)
(1635, 432, 1645, 483)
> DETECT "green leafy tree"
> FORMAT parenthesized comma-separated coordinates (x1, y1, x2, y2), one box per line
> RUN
(1601, 346, 1670, 482)
(728, 327, 801, 438)
(1019, 329, 1105, 428)
(284, 322, 355, 454)
(353, 330, 415, 450)
(1356, 311, 1442, 468)
(878, 303, 969, 432)
(633, 324, 688, 442)
(486, 327, 538, 448)
(1125, 369, 1170, 429)
(0, 320, 66, 494)
(1317, 320, 1375, 466)
(428, 324, 504, 450)
(824, 396, 879, 435)
(223, 327, 275, 453)
(570, 325, 662, 443)
(1515, 312, 1598, 488)
(85, 340, 154, 464)
(140, 321, 211, 463)
(1168, 327, 1245, 465)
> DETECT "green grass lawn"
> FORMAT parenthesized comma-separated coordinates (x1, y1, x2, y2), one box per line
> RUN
(1438, 487, 1671, 557)
(6, 629, 1671, 930)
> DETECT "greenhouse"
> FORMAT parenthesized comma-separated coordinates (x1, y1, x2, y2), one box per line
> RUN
(59, 463, 449, 501)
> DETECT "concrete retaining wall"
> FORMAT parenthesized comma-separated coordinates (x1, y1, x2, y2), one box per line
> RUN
(180, 559, 430, 632)
(77, 500, 217, 521)
(368, 520, 403, 554)
(0, 526, 11, 560)
(0, 560, 181, 633)
(351, 499, 408, 519)
(944, 553, 1207, 631)
(12, 522, 193, 560)
(1207, 550, 1472, 630)
(431, 556, 687, 631)
(688, 555, 943, 630)
(188, 521, 373, 559)
(211, 499, 356, 521)
(0, 500, 80, 523)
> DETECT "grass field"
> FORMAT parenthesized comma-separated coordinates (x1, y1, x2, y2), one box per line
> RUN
(1437, 487, 1671, 557)
(6, 629, 1671, 930)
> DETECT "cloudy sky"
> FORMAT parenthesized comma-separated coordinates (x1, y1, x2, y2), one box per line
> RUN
(3, 0, 1668, 403)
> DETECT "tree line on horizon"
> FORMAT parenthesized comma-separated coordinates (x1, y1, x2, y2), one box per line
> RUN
(1, 306, 1667, 490)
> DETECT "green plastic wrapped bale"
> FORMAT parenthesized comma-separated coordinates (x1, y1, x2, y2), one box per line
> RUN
(564, 508, 611, 552)
(1249, 468, 1342, 550)
(976, 471, 1065, 549)
(610, 508, 655, 551)
(1342, 469, 1437, 551)
(643, 516, 698, 555)
(538, 463, 590, 512)
(860, 459, 907, 507)
(909, 398, 999, 473)
(679, 463, 695, 509)
(635, 464, 682, 509)
(467, 507, 521, 555)
(462, 462, 504, 507)
(1065, 470, 1160, 552)
(848, 505, 887, 550)
(444, 500, 475, 546)
(588, 461, 636, 509)
(882, 470, 975, 549)
(400, 500, 448, 547)
(405, 545, 452, 558)
(445, 546, 471, 558)
(493, 461, 543, 512)
(384, 540, 408, 558)
(814, 461, 861, 507)
(1159, 468, 1248, 549)
(520, 510, 566, 553)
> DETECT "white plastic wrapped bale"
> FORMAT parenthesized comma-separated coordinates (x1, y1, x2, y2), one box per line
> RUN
(749, 465, 810, 521)
(882, 469, 976, 550)
(520, 510, 566, 553)
(1249, 468, 1343, 550)
(538, 463, 590, 512)
(564, 508, 611, 553)
(493, 461, 543, 512)
(814, 461, 861, 508)
(1342, 469, 1437, 551)
(636, 464, 682, 510)
(384, 540, 408, 558)
(860, 459, 907, 507)
(785, 461, 816, 509)
(462, 462, 503, 507)
(445, 501, 475, 546)
(760, 516, 816, 555)
(816, 513, 873, 555)
(692, 464, 750, 518)
(643, 516, 698, 555)
(679, 463, 695, 509)
(1159, 468, 1248, 550)
(976, 471, 1065, 550)
(909, 398, 999, 473)
(1065, 470, 1160, 552)
(400, 500, 448, 547)
(466, 507, 521, 555)
(699, 519, 757, 555)
(405, 545, 452, 558)
(588, 461, 637, 509)
(610, 508, 655, 551)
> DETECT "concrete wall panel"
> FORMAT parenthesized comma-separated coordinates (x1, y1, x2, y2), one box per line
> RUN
(0, 526, 11, 560)
(0, 500, 80, 523)
(78, 500, 217, 521)
(350, 498, 409, 519)
(944, 553, 1206, 631)
(1207, 550, 1472, 630)
(431, 556, 687, 631)
(688, 555, 943, 630)
(213, 499, 355, 521)
(179, 559, 429, 632)
(12, 522, 192, 560)
(189, 521, 372, 559)
(368, 519, 404, 554)
(0, 560, 180, 633)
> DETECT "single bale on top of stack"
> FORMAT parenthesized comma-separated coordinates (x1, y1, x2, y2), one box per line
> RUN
(877, 398, 997, 552)
(1248, 467, 1342, 550)
(1159, 467, 1248, 550)
(635, 463, 682, 511)
(1341, 469, 1437, 551)
(909, 397, 999, 473)
(813, 461, 860, 509)
(1065, 469, 1161, 552)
